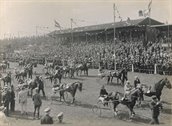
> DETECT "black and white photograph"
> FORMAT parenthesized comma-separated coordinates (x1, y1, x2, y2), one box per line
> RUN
(0, 0, 172, 126)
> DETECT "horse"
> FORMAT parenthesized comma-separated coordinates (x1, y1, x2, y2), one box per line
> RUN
(76, 63, 89, 76)
(59, 81, 83, 103)
(110, 89, 142, 119)
(26, 79, 37, 96)
(45, 70, 63, 84)
(1, 73, 11, 86)
(0, 63, 7, 73)
(15, 69, 28, 80)
(143, 78, 171, 100)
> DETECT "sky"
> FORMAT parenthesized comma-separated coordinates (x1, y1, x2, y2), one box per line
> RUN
(0, 0, 171, 39)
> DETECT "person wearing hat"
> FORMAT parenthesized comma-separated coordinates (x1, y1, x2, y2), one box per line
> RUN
(134, 76, 141, 88)
(10, 85, 15, 112)
(18, 85, 28, 115)
(2, 86, 11, 116)
(149, 96, 163, 124)
(40, 107, 53, 124)
(99, 85, 109, 106)
(122, 81, 132, 101)
(107, 71, 113, 85)
(32, 88, 42, 119)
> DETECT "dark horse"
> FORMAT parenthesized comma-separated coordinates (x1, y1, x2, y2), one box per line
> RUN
(102, 69, 127, 85)
(59, 81, 83, 103)
(1, 74, 11, 86)
(144, 78, 171, 100)
(45, 71, 63, 84)
(76, 63, 89, 76)
(110, 89, 142, 119)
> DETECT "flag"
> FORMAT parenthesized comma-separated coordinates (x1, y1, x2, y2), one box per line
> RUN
(54, 20, 62, 30)
(126, 17, 131, 25)
(113, 3, 116, 16)
(148, 0, 152, 14)
(71, 18, 77, 26)
(139, 10, 143, 17)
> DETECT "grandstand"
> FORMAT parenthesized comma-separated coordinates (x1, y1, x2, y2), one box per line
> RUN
(49, 17, 169, 45)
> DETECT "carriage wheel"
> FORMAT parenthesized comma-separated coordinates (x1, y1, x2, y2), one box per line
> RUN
(92, 101, 102, 116)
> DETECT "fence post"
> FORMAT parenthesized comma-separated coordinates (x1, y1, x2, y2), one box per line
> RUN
(132, 64, 134, 72)
(154, 64, 157, 74)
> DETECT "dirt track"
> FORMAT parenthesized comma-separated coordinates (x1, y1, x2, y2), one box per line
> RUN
(2, 62, 172, 126)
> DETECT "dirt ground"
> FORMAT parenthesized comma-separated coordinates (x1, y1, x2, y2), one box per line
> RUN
(1, 62, 172, 126)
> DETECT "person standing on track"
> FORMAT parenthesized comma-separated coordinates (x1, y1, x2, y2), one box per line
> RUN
(32, 88, 42, 119)
(38, 76, 46, 97)
(2, 86, 11, 116)
(134, 76, 140, 88)
(40, 107, 53, 124)
(10, 85, 15, 112)
(18, 86, 28, 115)
(149, 96, 163, 125)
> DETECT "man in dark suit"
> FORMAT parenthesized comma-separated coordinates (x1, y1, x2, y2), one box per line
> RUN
(2, 86, 11, 116)
(41, 107, 53, 124)
(134, 76, 140, 88)
(149, 96, 163, 124)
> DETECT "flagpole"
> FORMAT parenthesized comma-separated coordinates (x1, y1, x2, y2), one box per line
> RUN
(113, 3, 116, 70)
(113, 3, 116, 43)
(70, 18, 73, 55)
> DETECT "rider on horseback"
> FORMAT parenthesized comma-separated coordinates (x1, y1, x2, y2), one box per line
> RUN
(122, 81, 132, 101)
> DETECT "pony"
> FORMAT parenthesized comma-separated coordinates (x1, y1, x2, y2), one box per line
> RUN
(59, 81, 83, 103)
(143, 78, 171, 100)
(110, 89, 142, 119)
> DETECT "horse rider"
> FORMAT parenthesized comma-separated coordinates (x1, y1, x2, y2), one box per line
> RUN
(99, 85, 109, 106)
(122, 81, 132, 101)
(33, 88, 42, 119)
(40, 107, 53, 124)
(149, 96, 163, 125)
(134, 76, 140, 88)
(2, 86, 11, 116)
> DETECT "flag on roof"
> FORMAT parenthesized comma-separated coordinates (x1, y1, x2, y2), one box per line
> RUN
(54, 20, 62, 30)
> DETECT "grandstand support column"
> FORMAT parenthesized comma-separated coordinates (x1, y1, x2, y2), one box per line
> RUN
(132, 64, 134, 72)
(154, 64, 157, 74)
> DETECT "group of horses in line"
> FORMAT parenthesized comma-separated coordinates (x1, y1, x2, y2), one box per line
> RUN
(43, 62, 90, 83)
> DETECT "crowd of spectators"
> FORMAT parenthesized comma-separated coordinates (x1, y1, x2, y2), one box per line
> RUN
(2, 34, 172, 75)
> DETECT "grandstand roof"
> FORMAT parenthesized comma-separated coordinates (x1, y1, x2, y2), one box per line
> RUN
(49, 17, 163, 36)
(151, 24, 172, 30)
